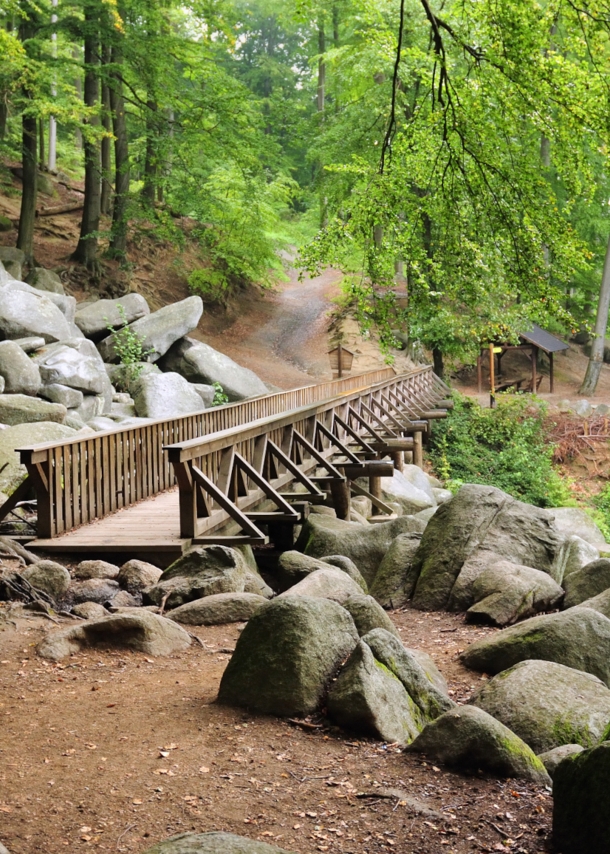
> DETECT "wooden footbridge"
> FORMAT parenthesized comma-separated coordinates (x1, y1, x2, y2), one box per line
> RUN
(3, 366, 451, 565)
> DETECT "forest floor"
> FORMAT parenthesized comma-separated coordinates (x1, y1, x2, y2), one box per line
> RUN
(0, 586, 552, 854)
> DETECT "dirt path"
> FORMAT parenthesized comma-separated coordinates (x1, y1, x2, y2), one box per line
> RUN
(198, 263, 343, 390)
(0, 597, 551, 854)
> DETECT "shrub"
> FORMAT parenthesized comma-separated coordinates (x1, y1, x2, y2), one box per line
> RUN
(429, 392, 571, 507)
(212, 382, 229, 407)
(106, 304, 151, 391)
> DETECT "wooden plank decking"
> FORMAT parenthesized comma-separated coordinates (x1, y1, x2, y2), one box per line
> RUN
(28, 489, 189, 564)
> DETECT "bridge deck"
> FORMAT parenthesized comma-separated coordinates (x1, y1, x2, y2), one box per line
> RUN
(28, 489, 189, 564)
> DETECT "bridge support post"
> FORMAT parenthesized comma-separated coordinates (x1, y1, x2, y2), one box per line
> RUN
(391, 451, 404, 472)
(369, 474, 382, 516)
(413, 432, 423, 468)
(330, 479, 351, 521)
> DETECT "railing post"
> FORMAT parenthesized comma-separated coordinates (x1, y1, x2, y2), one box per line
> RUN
(20, 450, 53, 538)
(168, 452, 197, 539)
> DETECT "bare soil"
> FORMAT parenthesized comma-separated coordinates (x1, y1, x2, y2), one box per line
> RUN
(0, 583, 551, 854)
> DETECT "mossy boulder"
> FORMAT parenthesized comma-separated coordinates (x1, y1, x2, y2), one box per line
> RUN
(363, 628, 454, 721)
(466, 561, 564, 627)
(295, 513, 427, 586)
(218, 596, 358, 716)
(563, 558, 610, 609)
(278, 567, 364, 603)
(409, 484, 562, 611)
(461, 607, 610, 686)
(21, 560, 70, 599)
(143, 546, 263, 609)
(167, 592, 267, 625)
(472, 660, 610, 753)
(537, 744, 584, 779)
(405, 705, 550, 784)
(368, 532, 422, 608)
(340, 594, 401, 638)
(553, 742, 610, 853)
(276, 551, 366, 593)
(142, 832, 296, 854)
(327, 640, 423, 745)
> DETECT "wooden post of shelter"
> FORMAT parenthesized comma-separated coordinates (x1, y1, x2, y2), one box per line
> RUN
(477, 353, 482, 393)
(549, 352, 554, 393)
(532, 345, 537, 393)
(489, 342, 495, 408)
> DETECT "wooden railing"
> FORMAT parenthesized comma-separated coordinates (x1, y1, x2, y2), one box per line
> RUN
(163, 367, 449, 543)
(15, 367, 399, 539)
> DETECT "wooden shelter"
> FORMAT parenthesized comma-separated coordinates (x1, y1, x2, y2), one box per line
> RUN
(477, 324, 569, 404)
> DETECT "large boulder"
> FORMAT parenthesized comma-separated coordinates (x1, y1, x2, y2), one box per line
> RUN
(552, 534, 600, 585)
(117, 559, 163, 594)
(465, 560, 564, 626)
(553, 742, 610, 853)
(376, 469, 435, 515)
(277, 567, 364, 603)
(0, 283, 72, 342)
(143, 546, 253, 609)
(98, 296, 203, 363)
(217, 596, 358, 716)
(21, 560, 71, 599)
(363, 628, 454, 720)
(167, 592, 267, 625)
(341, 594, 401, 638)
(0, 340, 41, 395)
(276, 550, 366, 592)
(296, 513, 427, 586)
(405, 705, 550, 784)
(73, 560, 120, 581)
(327, 640, 423, 745)
(0, 394, 67, 426)
(68, 578, 120, 605)
(39, 383, 84, 409)
(575, 587, 610, 619)
(461, 607, 610, 686)
(409, 484, 562, 611)
(74, 294, 150, 341)
(142, 832, 296, 854)
(537, 744, 585, 779)
(25, 267, 64, 294)
(131, 372, 204, 419)
(563, 559, 610, 608)
(549, 507, 607, 549)
(368, 533, 422, 608)
(33, 339, 112, 408)
(472, 660, 610, 753)
(159, 337, 267, 401)
(37, 612, 191, 661)
(0, 421, 78, 494)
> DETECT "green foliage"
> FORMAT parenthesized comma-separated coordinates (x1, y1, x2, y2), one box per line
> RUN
(212, 381, 229, 406)
(592, 485, 610, 543)
(106, 304, 151, 391)
(428, 393, 571, 508)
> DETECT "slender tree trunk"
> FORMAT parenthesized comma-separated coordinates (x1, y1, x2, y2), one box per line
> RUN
(72, 12, 101, 269)
(100, 45, 112, 216)
(0, 103, 7, 140)
(141, 98, 157, 205)
(38, 118, 44, 170)
(73, 46, 83, 150)
(108, 41, 130, 258)
(580, 234, 610, 395)
(16, 110, 38, 265)
(317, 18, 326, 113)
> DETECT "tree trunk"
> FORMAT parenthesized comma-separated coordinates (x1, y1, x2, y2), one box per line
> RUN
(108, 41, 130, 258)
(72, 13, 101, 270)
(16, 111, 38, 265)
(38, 117, 44, 170)
(317, 18, 326, 113)
(0, 103, 7, 140)
(432, 347, 444, 378)
(580, 234, 610, 395)
(141, 98, 157, 205)
(100, 44, 112, 216)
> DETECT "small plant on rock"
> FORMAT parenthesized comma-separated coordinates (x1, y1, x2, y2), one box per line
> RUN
(105, 304, 152, 392)
(212, 381, 229, 406)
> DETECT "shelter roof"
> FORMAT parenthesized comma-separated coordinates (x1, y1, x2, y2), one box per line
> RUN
(518, 324, 569, 354)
